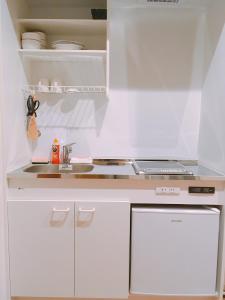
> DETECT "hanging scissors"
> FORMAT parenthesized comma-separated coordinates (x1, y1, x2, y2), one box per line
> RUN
(27, 95, 40, 117)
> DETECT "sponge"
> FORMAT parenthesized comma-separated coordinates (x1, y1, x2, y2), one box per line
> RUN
(32, 157, 49, 164)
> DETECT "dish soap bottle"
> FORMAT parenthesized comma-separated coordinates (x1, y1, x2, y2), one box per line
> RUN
(51, 138, 60, 164)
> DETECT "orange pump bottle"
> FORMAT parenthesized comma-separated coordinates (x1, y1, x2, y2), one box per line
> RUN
(51, 138, 60, 164)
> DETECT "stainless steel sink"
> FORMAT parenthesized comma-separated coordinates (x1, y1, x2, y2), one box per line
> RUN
(24, 164, 94, 174)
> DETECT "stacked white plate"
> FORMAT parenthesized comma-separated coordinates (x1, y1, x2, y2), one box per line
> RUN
(51, 40, 84, 50)
(22, 32, 47, 49)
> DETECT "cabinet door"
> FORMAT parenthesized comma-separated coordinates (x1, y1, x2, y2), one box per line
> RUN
(8, 201, 74, 297)
(75, 201, 130, 299)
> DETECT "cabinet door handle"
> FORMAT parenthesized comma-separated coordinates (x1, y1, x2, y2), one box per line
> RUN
(52, 208, 70, 213)
(78, 208, 96, 213)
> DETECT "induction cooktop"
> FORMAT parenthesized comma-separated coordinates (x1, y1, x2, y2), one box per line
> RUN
(133, 160, 193, 175)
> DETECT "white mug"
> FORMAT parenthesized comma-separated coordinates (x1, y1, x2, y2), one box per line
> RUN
(38, 78, 49, 92)
(50, 78, 62, 93)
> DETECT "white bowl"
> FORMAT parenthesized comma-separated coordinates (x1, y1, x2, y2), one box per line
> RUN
(22, 32, 46, 41)
(23, 38, 46, 48)
(51, 40, 84, 50)
(52, 43, 83, 50)
(35, 32, 46, 40)
(52, 40, 82, 45)
(22, 39, 42, 49)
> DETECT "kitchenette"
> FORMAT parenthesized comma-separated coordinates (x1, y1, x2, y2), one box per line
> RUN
(1, 1, 225, 300)
(6, 158, 225, 299)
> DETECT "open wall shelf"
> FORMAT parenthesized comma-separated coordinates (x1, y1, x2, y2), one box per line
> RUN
(18, 19, 107, 36)
(18, 18, 107, 50)
(19, 49, 107, 62)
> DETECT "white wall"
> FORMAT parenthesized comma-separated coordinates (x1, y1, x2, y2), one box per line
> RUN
(2, 0, 224, 165)
(203, 0, 225, 80)
(31, 3, 205, 160)
(0, 2, 10, 299)
(0, 115, 9, 300)
(198, 0, 225, 173)
(1, 0, 31, 171)
(108, 5, 205, 159)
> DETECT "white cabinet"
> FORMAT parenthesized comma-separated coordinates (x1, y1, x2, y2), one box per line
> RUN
(8, 200, 130, 298)
(75, 201, 130, 298)
(8, 201, 75, 297)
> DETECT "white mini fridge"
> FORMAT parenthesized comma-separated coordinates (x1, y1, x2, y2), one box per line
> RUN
(130, 206, 220, 296)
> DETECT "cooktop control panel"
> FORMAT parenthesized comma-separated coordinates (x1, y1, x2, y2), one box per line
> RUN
(189, 187, 215, 194)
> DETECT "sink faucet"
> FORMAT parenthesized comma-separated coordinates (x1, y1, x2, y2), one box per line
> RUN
(62, 143, 76, 164)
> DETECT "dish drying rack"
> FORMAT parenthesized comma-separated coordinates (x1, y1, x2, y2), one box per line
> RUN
(23, 85, 106, 95)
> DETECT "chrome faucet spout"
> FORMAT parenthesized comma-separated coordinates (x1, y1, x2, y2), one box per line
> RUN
(62, 142, 76, 164)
